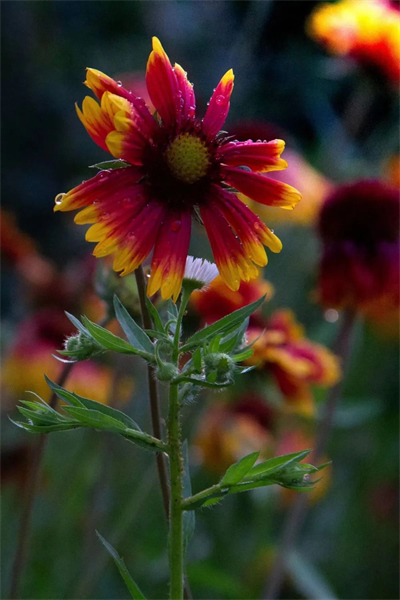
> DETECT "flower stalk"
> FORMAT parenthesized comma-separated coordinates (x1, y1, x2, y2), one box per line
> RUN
(167, 287, 192, 599)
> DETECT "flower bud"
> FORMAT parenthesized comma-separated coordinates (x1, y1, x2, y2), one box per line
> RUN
(204, 353, 235, 382)
(63, 332, 104, 361)
(155, 362, 179, 382)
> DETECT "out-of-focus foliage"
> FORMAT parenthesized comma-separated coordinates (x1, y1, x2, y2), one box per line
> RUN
(1, 2, 398, 599)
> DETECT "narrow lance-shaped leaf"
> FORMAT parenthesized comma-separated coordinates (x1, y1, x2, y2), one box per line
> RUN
(220, 451, 260, 486)
(96, 531, 146, 599)
(181, 295, 265, 351)
(244, 450, 311, 480)
(113, 295, 155, 354)
(82, 316, 154, 360)
(89, 159, 131, 170)
(45, 376, 141, 430)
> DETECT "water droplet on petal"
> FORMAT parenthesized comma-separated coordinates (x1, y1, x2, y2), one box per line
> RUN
(55, 193, 65, 205)
(215, 95, 225, 105)
(170, 219, 181, 232)
(116, 81, 122, 86)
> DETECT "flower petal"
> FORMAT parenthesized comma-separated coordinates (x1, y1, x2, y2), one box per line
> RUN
(202, 69, 234, 138)
(200, 202, 258, 291)
(146, 37, 179, 128)
(54, 167, 142, 213)
(85, 68, 157, 138)
(111, 200, 167, 276)
(174, 63, 196, 121)
(223, 166, 302, 209)
(211, 186, 282, 261)
(147, 209, 192, 302)
(219, 139, 288, 172)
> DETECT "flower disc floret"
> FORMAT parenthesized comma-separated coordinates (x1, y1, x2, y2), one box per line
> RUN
(166, 133, 210, 184)
(54, 37, 302, 302)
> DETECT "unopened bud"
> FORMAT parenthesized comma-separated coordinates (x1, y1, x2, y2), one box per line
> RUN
(63, 333, 104, 361)
(204, 353, 235, 382)
(155, 362, 179, 382)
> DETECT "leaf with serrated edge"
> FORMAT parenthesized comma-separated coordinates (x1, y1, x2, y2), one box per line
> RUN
(221, 451, 260, 486)
(82, 317, 153, 359)
(96, 531, 146, 599)
(113, 295, 154, 354)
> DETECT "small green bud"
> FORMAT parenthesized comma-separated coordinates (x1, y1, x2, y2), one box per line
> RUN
(204, 353, 235, 382)
(155, 362, 179, 382)
(275, 463, 314, 487)
(63, 333, 104, 361)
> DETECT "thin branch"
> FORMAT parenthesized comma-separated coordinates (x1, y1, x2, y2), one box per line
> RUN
(134, 266, 170, 519)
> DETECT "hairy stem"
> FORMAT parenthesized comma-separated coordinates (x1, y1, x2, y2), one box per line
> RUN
(263, 309, 356, 599)
(168, 381, 184, 599)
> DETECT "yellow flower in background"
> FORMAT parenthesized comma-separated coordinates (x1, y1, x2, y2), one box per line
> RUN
(308, 0, 400, 84)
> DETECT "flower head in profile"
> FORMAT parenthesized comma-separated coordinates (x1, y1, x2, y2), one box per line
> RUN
(55, 37, 301, 301)
(317, 180, 400, 320)
(307, 0, 400, 84)
(182, 256, 219, 293)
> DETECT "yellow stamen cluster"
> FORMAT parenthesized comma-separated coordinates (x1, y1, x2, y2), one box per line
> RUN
(166, 133, 210, 184)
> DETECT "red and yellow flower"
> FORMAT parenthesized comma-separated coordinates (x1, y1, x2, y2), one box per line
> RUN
(248, 310, 341, 416)
(317, 180, 400, 319)
(191, 277, 341, 414)
(307, 0, 400, 84)
(55, 38, 301, 301)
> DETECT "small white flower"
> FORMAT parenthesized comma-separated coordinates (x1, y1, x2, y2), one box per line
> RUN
(182, 256, 219, 291)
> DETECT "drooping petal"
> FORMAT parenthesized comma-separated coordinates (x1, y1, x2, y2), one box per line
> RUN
(200, 202, 258, 291)
(146, 37, 179, 128)
(202, 69, 234, 138)
(223, 166, 302, 209)
(211, 186, 282, 264)
(218, 139, 288, 172)
(54, 166, 142, 213)
(85, 68, 157, 138)
(174, 63, 196, 121)
(147, 209, 192, 301)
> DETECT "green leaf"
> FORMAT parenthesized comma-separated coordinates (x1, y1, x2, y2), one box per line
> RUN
(231, 348, 254, 362)
(219, 318, 249, 353)
(220, 452, 260, 486)
(82, 317, 153, 360)
(89, 160, 130, 170)
(62, 406, 127, 432)
(17, 407, 61, 425)
(45, 376, 141, 430)
(182, 295, 265, 351)
(65, 312, 90, 336)
(192, 347, 202, 373)
(209, 334, 221, 353)
(96, 531, 146, 599)
(10, 418, 81, 433)
(145, 297, 165, 332)
(113, 296, 154, 354)
(244, 450, 311, 480)
(182, 441, 195, 555)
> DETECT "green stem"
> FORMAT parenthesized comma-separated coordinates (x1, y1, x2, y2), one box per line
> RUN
(168, 382, 184, 599)
(181, 483, 223, 510)
(168, 289, 191, 599)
